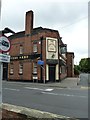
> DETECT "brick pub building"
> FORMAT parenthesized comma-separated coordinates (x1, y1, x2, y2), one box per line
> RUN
(8, 10, 74, 83)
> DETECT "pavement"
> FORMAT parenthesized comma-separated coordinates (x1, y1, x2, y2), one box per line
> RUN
(45, 77, 80, 88)
(2, 103, 80, 120)
(21, 77, 81, 89)
(28, 77, 89, 90)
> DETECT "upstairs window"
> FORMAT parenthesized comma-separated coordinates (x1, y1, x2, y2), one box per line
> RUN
(61, 66, 66, 74)
(33, 43, 37, 53)
(20, 45, 23, 55)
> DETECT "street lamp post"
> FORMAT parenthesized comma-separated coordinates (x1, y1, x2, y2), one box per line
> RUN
(40, 36, 43, 61)
(39, 36, 45, 83)
(38, 36, 46, 83)
(41, 65, 45, 84)
(40, 36, 44, 83)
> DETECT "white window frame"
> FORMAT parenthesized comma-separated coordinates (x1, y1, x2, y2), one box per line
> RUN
(10, 63, 14, 74)
(33, 43, 37, 53)
(33, 63, 37, 74)
(20, 45, 23, 55)
(19, 63, 23, 74)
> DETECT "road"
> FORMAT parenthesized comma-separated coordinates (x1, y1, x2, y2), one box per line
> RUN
(2, 80, 88, 118)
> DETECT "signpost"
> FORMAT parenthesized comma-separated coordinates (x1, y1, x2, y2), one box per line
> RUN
(0, 35, 11, 109)
(37, 60, 44, 65)
(0, 54, 10, 63)
(37, 60, 45, 83)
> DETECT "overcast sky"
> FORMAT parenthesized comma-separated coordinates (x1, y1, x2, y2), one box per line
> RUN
(1, 0, 89, 64)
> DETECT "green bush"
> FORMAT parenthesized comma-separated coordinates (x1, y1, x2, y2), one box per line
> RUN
(74, 65, 80, 75)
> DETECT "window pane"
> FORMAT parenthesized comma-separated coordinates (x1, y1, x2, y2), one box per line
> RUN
(19, 64, 23, 74)
(20, 45, 23, 54)
(10, 64, 14, 74)
(33, 44, 37, 52)
(33, 63, 37, 73)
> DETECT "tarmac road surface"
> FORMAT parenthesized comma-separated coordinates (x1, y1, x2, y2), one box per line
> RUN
(2, 80, 88, 118)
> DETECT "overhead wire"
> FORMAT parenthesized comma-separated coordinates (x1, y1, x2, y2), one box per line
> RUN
(60, 15, 88, 30)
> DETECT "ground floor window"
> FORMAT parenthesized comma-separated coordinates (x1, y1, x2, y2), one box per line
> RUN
(19, 63, 23, 74)
(33, 62, 37, 74)
(61, 66, 67, 74)
(10, 63, 14, 75)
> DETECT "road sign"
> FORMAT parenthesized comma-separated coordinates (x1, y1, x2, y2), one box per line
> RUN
(37, 60, 44, 65)
(0, 35, 11, 52)
(0, 53, 10, 63)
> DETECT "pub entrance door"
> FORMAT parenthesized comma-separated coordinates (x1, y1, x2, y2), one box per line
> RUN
(49, 64, 56, 82)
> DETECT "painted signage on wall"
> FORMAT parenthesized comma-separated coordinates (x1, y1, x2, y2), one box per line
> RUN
(48, 39, 56, 52)
(46, 37, 58, 60)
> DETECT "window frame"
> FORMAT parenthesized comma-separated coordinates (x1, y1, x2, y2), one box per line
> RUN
(33, 62, 37, 74)
(19, 63, 23, 75)
(33, 43, 38, 53)
(10, 63, 14, 75)
(20, 45, 23, 55)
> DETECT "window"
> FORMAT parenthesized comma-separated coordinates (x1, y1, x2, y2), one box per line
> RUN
(19, 63, 23, 74)
(33, 43, 37, 53)
(20, 45, 23, 54)
(33, 63, 37, 74)
(61, 66, 66, 74)
(10, 63, 14, 74)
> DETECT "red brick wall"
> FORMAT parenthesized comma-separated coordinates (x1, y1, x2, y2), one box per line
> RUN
(60, 73, 67, 80)
(66, 52, 74, 77)
(10, 37, 25, 56)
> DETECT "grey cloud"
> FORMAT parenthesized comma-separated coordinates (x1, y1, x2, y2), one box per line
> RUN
(73, 48, 88, 55)
(1, 1, 88, 32)
(35, 2, 88, 28)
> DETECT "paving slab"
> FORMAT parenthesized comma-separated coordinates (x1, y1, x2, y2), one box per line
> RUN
(1, 103, 80, 120)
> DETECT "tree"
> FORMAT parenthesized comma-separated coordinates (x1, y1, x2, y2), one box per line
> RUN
(74, 65, 80, 75)
(79, 58, 90, 73)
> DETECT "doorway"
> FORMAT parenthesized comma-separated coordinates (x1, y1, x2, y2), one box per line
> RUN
(49, 64, 56, 82)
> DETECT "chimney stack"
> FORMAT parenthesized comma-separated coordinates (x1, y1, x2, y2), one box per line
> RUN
(25, 10, 33, 35)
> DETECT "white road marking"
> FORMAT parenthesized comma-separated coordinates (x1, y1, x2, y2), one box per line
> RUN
(42, 92, 87, 98)
(44, 89, 54, 91)
(3, 88, 20, 91)
(25, 87, 54, 91)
